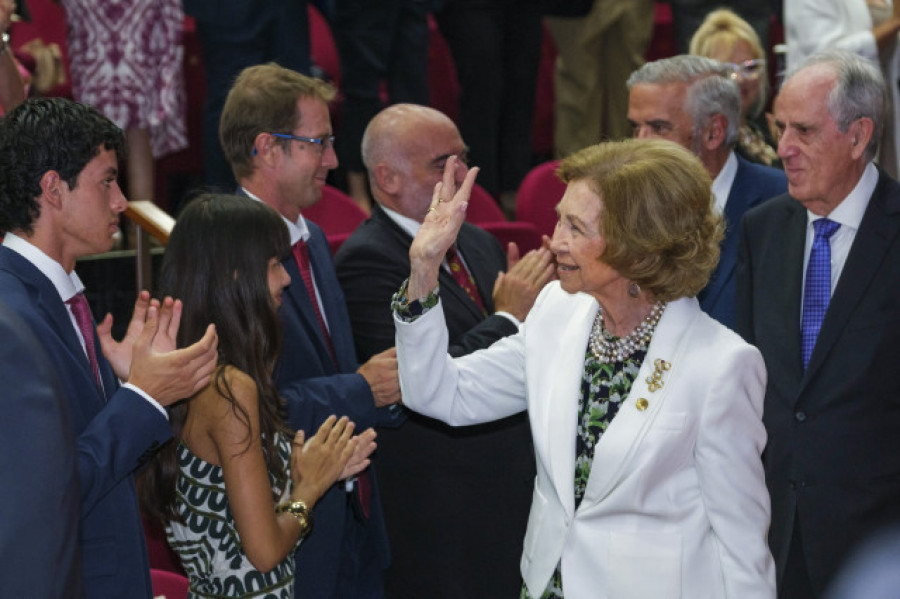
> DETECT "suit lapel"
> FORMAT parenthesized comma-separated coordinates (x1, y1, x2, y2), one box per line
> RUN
(765, 200, 808, 393)
(306, 224, 358, 372)
(579, 298, 701, 508)
(544, 295, 597, 516)
(282, 252, 337, 373)
(0, 249, 107, 404)
(802, 174, 900, 386)
(703, 157, 770, 311)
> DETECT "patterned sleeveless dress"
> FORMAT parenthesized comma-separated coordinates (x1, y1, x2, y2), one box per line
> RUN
(166, 433, 298, 598)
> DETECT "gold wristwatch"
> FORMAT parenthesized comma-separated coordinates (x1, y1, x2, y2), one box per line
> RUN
(276, 500, 312, 538)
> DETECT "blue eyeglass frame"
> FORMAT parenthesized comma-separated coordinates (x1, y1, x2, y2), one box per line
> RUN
(270, 132, 336, 150)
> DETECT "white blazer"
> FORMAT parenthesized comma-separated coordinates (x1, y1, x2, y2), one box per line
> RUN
(396, 283, 775, 599)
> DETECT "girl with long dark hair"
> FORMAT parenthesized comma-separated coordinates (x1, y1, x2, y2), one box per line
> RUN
(140, 194, 375, 598)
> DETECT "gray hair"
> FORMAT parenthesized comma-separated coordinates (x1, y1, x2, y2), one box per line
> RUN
(628, 55, 741, 148)
(787, 50, 886, 161)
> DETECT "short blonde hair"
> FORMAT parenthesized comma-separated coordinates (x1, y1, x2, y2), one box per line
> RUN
(557, 139, 724, 302)
(689, 8, 768, 118)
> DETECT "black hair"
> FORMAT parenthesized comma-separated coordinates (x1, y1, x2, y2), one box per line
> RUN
(0, 97, 125, 234)
(140, 193, 292, 523)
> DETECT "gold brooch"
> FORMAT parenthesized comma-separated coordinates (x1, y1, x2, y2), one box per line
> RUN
(645, 358, 671, 392)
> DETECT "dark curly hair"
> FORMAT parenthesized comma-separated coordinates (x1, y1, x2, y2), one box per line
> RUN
(0, 97, 125, 235)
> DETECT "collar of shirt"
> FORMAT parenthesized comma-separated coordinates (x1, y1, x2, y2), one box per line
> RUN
(380, 204, 463, 271)
(380, 204, 422, 238)
(711, 150, 739, 214)
(241, 187, 310, 245)
(805, 161, 876, 233)
(2, 232, 84, 301)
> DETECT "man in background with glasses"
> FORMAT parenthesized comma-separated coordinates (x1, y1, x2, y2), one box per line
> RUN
(220, 63, 403, 599)
(625, 54, 786, 330)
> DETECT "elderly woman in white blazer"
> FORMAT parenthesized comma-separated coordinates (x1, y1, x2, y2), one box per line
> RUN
(392, 139, 775, 599)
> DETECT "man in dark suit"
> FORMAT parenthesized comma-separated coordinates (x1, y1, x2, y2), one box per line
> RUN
(627, 55, 787, 329)
(219, 63, 403, 599)
(736, 50, 900, 597)
(334, 104, 554, 598)
(0, 98, 218, 599)
(0, 300, 81, 599)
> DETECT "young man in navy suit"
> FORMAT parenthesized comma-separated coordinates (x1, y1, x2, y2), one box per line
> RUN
(737, 50, 900, 598)
(219, 63, 403, 599)
(0, 98, 218, 599)
(627, 54, 787, 329)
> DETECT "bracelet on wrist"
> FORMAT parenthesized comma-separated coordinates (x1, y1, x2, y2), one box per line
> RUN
(276, 500, 312, 539)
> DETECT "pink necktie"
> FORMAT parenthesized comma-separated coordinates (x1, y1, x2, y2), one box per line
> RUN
(292, 239, 338, 366)
(66, 292, 102, 388)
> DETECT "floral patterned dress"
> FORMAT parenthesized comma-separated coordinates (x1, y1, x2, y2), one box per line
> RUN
(521, 345, 647, 599)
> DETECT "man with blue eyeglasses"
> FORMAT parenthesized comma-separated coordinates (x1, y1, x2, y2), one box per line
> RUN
(220, 63, 404, 599)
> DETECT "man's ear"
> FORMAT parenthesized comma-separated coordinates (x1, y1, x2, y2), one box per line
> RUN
(38, 170, 64, 211)
(702, 113, 728, 151)
(849, 117, 875, 160)
(374, 163, 400, 195)
(252, 132, 279, 167)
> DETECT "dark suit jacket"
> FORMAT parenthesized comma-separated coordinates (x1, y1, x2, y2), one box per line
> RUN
(0, 300, 82, 599)
(335, 206, 535, 598)
(0, 247, 171, 599)
(273, 220, 402, 599)
(698, 153, 786, 329)
(736, 170, 900, 595)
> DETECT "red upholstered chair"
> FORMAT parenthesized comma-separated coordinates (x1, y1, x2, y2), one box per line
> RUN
(309, 4, 341, 89)
(301, 185, 368, 237)
(427, 15, 459, 123)
(326, 232, 352, 255)
(151, 568, 189, 599)
(142, 515, 185, 576)
(479, 221, 543, 254)
(465, 183, 506, 223)
(515, 160, 564, 239)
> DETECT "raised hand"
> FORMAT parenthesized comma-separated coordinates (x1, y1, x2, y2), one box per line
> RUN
(289, 416, 359, 506)
(340, 427, 377, 480)
(408, 156, 479, 299)
(493, 244, 556, 321)
(97, 290, 154, 380)
(126, 302, 218, 406)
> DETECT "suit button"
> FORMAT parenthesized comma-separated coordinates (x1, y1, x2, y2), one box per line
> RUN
(795, 411, 807, 422)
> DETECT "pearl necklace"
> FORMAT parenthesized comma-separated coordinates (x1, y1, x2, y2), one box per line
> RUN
(589, 301, 666, 363)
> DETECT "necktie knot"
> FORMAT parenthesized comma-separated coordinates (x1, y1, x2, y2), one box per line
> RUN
(813, 218, 840, 240)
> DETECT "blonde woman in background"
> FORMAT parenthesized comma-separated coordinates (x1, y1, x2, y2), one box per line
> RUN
(690, 8, 778, 166)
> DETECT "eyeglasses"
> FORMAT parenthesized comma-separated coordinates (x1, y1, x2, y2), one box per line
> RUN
(726, 58, 765, 80)
(270, 132, 336, 152)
